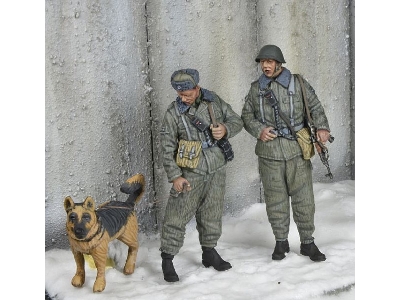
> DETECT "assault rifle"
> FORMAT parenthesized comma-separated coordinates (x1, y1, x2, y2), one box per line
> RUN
(207, 102, 234, 161)
(309, 125, 334, 179)
(296, 74, 334, 179)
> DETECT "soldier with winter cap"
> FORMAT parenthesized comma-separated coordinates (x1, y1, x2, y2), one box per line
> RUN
(159, 68, 243, 282)
(241, 45, 331, 262)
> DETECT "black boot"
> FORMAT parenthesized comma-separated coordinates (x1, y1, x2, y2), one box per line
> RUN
(272, 240, 290, 260)
(161, 252, 179, 282)
(201, 247, 232, 271)
(300, 242, 326, 262)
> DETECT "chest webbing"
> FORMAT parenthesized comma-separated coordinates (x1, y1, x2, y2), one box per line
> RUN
(259, 74, 295, 124)
(258, 75, 300, 139)
(288, 74, 295, 126)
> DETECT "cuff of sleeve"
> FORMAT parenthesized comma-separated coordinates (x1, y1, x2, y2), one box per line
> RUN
(317, 127, 330, 132)
(168, 173, 182, 183)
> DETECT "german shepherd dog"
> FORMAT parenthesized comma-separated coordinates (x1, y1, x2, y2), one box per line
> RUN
(64, 173, 145, 293)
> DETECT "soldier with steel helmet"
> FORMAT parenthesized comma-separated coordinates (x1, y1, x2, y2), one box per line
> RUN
(241, 45, 331, 262)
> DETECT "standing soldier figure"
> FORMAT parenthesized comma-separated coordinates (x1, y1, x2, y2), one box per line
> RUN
(241, 45, 331, 262)
(159, 68, 243, 282)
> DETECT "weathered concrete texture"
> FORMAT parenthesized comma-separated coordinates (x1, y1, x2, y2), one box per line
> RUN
(256, 0, 353, 182)
(45, 0, 354, 250)
(45, 0, 155, 250)
(349, 0, 355, 180)
(146, 0, 261, 226)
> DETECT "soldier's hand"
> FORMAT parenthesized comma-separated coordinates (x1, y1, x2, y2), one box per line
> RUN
(172, 177, 191, 193)
(210, 123, 227, 140)
(316, 129, 330, 145)
(260, 126, 276, 142)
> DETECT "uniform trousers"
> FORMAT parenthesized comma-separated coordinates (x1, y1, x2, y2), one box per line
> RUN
(160, 167, 226, 255)
(258, 155, 315, 244)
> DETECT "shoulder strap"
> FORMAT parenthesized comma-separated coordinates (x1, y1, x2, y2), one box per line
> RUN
(296, 74, 313, 126)
(207, 103, 218, 127)
(288, 74, 295, 126)
(288, 74, 295, 95)
(174, 102, 192, 140)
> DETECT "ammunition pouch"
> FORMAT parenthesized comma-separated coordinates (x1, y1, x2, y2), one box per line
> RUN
(296, 127, 315, 160)
(176, 139, 202, 168)
(217, 138, 234, 162)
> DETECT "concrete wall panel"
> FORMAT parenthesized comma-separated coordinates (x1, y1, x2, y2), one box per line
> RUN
(256, 0, 353, 181)
(146, 0, 261, 224)
(45, 0, 155, 250)
(45, 0, 354, 250)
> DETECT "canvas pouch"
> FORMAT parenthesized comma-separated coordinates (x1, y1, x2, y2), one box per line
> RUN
(296, 127, 315, 160)
(176, 139, 202, 168)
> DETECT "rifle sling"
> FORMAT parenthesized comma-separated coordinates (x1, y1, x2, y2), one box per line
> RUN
(296, 74, 313, 127)
(174, 102, 192, 140)
(264, 93, 297, 138)
(207, 103, 218, 127)
(276, 105, 297, 137)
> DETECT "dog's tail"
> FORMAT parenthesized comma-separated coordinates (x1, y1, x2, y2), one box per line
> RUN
(120, 173, 145, 206)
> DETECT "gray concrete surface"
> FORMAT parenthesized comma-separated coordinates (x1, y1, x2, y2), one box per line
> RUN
(45, 0, 355, 250)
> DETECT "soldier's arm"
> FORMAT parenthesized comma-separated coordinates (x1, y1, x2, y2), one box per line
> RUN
(211, 94, 243, 139)
(241, 89, 266, 139)
(160, 109, 182, 182)
(302, 78, 330, 131)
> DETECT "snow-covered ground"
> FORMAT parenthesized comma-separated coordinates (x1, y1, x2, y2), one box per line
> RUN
(45, 180, 355, 300)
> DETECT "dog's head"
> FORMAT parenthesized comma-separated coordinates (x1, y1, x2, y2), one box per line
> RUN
(64, 196, 99, 241)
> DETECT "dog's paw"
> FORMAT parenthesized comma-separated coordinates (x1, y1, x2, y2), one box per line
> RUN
(123, 263, 135, 275)
(93, 278, 106, 293)
(71, 274, 85, 287)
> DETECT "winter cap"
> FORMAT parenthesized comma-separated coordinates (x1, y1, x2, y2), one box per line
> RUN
(170, 69, 199, 91)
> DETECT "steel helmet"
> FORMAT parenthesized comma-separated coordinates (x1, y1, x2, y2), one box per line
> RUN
(255, 45, 286, 63)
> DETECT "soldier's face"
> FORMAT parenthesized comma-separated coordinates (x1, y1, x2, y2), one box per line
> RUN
(177, 86, 200, 106)
(260, 59, 278, 78)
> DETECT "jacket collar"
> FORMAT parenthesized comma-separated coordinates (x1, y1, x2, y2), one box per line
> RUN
(259, 68, 292, 90)
(175, 88, 214, 114)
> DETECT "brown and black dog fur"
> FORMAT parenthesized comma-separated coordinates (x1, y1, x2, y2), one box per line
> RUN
(64, 173, 145, 293)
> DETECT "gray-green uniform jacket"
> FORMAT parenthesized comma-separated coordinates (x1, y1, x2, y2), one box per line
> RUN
(159, 88, 243, 255)
(161, 88, 243, 181)
(241, 68, 330, 159)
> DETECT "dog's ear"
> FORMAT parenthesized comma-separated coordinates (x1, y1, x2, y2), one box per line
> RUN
(83, 196, 96, 211)
(64, 196, 75, 212)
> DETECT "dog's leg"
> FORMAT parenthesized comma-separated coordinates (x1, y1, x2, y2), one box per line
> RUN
(71, 250, 85, 287)
(119, 216, 139, 275)
(90, 242, 109, 293)
(121, 240, 139, 275)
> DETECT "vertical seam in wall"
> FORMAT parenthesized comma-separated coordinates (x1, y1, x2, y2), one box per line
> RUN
(255, 0, 260, 48)
(144, 1, 158, 227)
(254, 0, 263, 203)
(349, 0, 355, 180)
